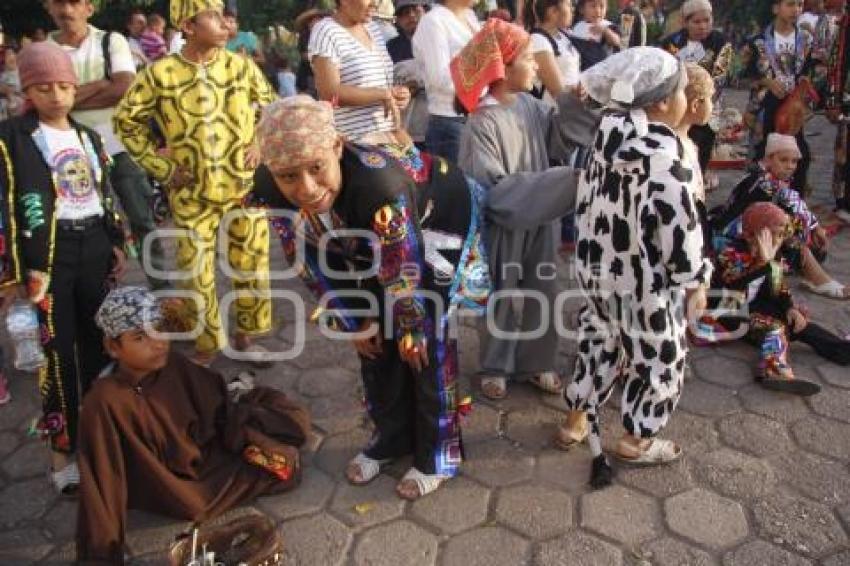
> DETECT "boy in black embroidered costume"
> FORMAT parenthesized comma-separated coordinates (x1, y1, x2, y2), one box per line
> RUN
(252, 96, 493, 500)
(0, 42, 126, 494)
(557, 48, 712, 488)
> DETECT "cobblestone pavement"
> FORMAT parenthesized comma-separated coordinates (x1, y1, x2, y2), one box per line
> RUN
(1, 91, 849, 565)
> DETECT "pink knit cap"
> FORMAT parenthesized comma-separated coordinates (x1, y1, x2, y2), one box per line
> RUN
(18, 42, 78, 90)
(765, 133, 802, 159)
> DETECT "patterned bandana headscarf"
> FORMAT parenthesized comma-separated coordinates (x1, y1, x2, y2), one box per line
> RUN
(257, 95, 339, 172)
(95, 287, 164, 339)
(741, 202, 790, 240)
(450, 18, 530, 113)
(171, 0, 224, 28)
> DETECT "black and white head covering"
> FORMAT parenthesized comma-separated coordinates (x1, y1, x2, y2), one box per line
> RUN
(580, 47, 687, 135)
(95, 286, 163, 339)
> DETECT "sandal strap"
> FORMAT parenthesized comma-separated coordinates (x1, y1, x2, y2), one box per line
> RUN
(51, 462, 80, 493)
(400, 467, 448, 497)
(349, 453, 386, 484)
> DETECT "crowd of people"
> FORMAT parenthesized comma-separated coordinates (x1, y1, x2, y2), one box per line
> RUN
(0, 0, 848, 563)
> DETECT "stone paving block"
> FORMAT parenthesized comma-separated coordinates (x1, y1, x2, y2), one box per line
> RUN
(752, 491, 847, 558)
(722, 540, 812, 566)
(0, 431, 20, 459)
(504, 405, 565, 452)
(309, 394, 366, 435)
(313, 427, 372, 477)
(1, 440, 49, 480)
(792, 416, 850, 461)
(822, 550, 850, 566)
(693, 355, 753, 389)
(0, 528, 54, 564)
(714, 341, 758, 363)
(258, 467, 336, 521)
(296, 367, 359, 398)
(838, 503, 850, 529)
(289, 340, 354, 371)
(352, 520, 438, 566)
(642, 536, 717, 566)
(617, 458, 693, 498)
(677, 380, 742, 417)
(441, 526, 531, 566)
(692, 448, 778, 504)
(738, 384, 812, 424)
(0, 477, 54, 527)
(495, 483, 573, 540)
(663, 412, 722, 455)
(718, 413, 796, 458)
(329, 475, 405, 527)
(536, 448, 595, 494)
(534, 529, 622, 566)
(462, 439, 535, 487)
(665, 488, 749, 550)
(808, 386, 850, 424)
(42, 499, 77, 541)
(0, 390, 40, 433)
(581, 485, 661, 545)
(279, 512, 352, 566)
(818, 364, 850, 390)
(410, 476, 489, 535)
(768, 451, 850, 506)
(124, 508, 193, 557)
(462, 403, 501, 444)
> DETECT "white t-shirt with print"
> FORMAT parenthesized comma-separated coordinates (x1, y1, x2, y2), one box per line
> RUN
(530, 29, 581, 105)
(50, 26, 136, 156)
(41, 123, 104, 221)
(773, 29, 797, 92)
(676, 40, 707, 63)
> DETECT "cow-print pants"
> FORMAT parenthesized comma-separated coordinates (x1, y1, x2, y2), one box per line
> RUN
(564, 294, 688, 457)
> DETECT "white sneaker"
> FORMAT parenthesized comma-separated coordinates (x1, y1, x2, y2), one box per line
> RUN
(50, 461, 80, 495)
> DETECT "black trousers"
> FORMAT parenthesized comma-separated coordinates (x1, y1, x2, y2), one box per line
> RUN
(360, 317, 462, 476)
(792, 322, 850, 366)
(38, 224, 113, 453)
(756, 93, 811, 193)
(835, 122, 850, 210)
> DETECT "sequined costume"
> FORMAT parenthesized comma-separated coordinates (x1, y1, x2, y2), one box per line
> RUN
(251, 144, 489, 477)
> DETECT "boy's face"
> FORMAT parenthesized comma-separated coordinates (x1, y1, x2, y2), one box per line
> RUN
(47, 0, 94, 32)
(26, 82, 76, 122)
(128, 13, 146, 38)
(774, 0, 803, 24)
(184, 9, 228, 48)
(270, 139, 345, 214)
(223, 15, 238, 39)
(685, 83, 715, 127)
(583, 0, 607, 22)
(106, 329, 170, 375)
(765, 150, 800, 180)
(685, 10, 713, 41)
(397, 5, 426, 37)
(556, 0, 574, 29)
(505, 43, 538, 93)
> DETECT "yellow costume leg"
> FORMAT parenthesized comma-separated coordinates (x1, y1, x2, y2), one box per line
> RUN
(225, 203, 272, 337)
(170, 189, 226, 354)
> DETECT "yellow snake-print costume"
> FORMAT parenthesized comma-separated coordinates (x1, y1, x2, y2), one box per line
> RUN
(114, 50, 276, 352)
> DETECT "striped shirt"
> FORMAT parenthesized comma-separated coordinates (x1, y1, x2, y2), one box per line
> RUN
(308, 18, 395, 141)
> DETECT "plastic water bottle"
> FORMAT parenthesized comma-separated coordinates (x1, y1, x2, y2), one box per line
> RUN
(5, 300, 46, 372)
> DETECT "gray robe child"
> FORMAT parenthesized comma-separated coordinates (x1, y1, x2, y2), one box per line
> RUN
(458, 91, 600, 381)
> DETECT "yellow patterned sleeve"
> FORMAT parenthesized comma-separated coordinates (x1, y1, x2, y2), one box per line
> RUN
(113, 66, 177, 184)
(248, 58, 277, 107)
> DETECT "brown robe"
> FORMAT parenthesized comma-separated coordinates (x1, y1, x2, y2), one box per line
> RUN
(75, 352, 310, 564)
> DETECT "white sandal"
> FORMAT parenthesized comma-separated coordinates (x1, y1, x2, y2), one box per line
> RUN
(800, 279, 850, 299)
(396, 467, 449, 500)
(346, 452, 389, 486)
(615, 438, 682, 466)
(51, 461, 80, 495)
(530, 371, 563, 394)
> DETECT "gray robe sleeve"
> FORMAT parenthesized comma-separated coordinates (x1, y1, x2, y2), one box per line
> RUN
(459, 107, 582, 230)
(549, 91, 604, 160)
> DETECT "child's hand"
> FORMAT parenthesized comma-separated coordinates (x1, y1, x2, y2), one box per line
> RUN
(111, 247, 127, 281)
(167, 165, 194, 190)
(244, 143, 261, 170)
(391, 86, 411, 111)
(755, 228, 781, 264)
(399, 334, 429, 372)
(766, 79, 787, 99)
(787, 308, 807, 333)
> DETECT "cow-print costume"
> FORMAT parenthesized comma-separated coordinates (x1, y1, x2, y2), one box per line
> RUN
(566, 111, 712, 485)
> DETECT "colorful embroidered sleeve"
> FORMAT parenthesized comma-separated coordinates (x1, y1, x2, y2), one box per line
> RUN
(775, 186, 819, 233)
(113, 66, 177, 184)
(372, 195, 428, 346)
(712, 42, 734, 88)
(0, 138, 22, 288)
